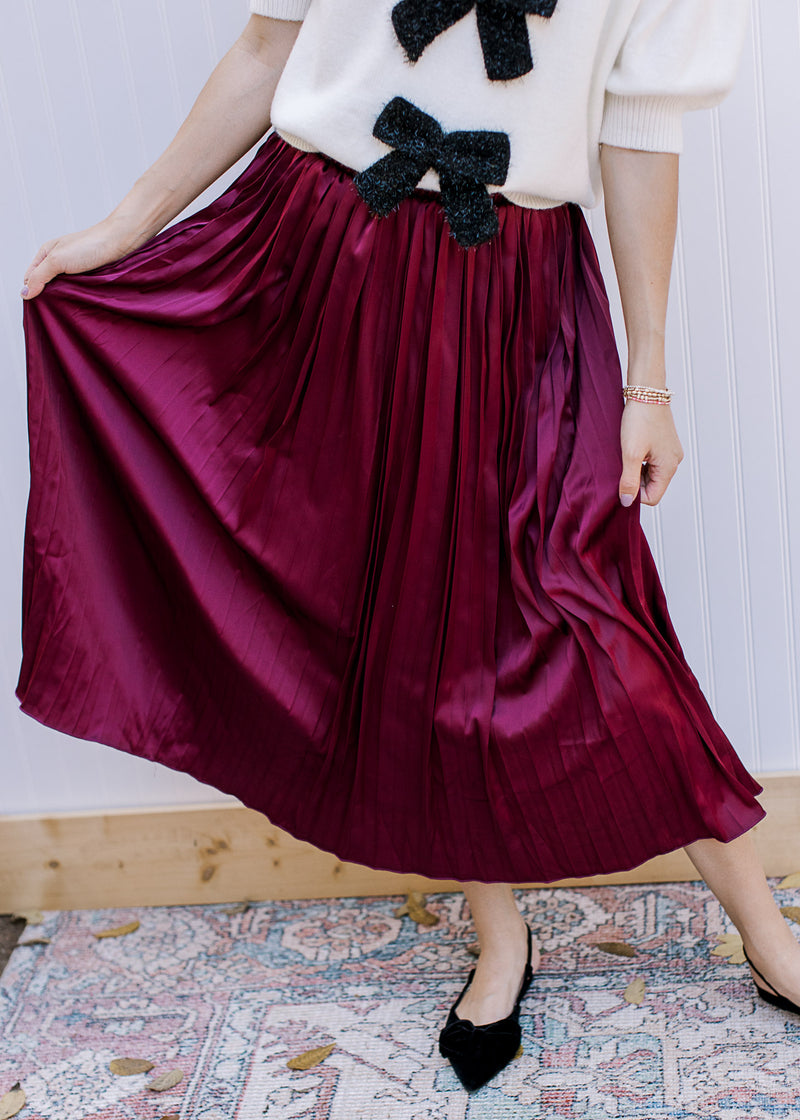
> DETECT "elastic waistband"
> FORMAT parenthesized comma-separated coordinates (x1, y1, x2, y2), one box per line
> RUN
(271, 130, 569, 211)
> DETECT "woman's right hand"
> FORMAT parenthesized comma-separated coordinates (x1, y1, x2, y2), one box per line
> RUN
(22, 216, 141, 300)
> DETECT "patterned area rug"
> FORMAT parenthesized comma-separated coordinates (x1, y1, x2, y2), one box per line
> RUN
(2, 882, 800, 1119)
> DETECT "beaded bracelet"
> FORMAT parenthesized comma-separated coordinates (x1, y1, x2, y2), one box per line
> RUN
(623, 384, 673, 405)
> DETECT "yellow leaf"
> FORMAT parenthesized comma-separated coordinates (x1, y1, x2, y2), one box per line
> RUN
(0, 1083, 26, 1120)
(593, 941, 637, 958)
(406, 896, 439, 927)
(711, 933, 746, 965)
(393, 892, 439, 926)
(393, 891, 426, 918)
(513, 1044, 524, 1060)
(109, 1058, 154, 1076)
(146, 1069, 184, 1092)
(11, 911, 44, 926)
(93, 920, 140, 940)
(624, 978, 646, 1005)
(287, 1043, 336, 1070)
(160, 1115, 180, 1120)
(780, 906, 800, 927)
(778, 872, 800, 890)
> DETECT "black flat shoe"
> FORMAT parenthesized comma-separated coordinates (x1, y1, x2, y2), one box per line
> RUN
(438, 921, 535, 1092)
(743, 946, 800, 1016)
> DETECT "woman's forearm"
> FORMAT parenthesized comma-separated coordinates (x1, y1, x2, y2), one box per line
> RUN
(22, 16, 299, 299)
(109, 16, 301, 251)
(599, 144, 679, 389)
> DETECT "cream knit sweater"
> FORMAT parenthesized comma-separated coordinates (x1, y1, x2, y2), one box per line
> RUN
(249, 0, 749, 211)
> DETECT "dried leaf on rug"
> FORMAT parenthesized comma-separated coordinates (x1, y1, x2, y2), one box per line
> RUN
(467, 941, 481, 956)
(221, 901, 251, 916)
(93, 920, 140, 940)
(778, 872, 800, 889)
(593, 941, 637, 958)
(514, 1045, 523, 1060)
(146, 1070, 184, 1092)
(393, 892, 439, 926)
(287, 1044, 336, 1070)
(624, 978, 646, 1004)
(711, 932, 746, 965)
(0, 1083, 25, 1120)
(14, 938, 51, 947)
(109, 1058, 154, 1075)
(780, 906, 800, 926)
(393, 891, 423, 918)
(10, 911, 44, 926)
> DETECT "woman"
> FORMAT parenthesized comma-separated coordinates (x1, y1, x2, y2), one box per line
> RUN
(18, 0, 800, 1093)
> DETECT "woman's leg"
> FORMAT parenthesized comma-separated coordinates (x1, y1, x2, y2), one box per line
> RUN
(685, 830, 800, 1002)
(458, 830, 800, 1026)
(456, 882, 541, 1025)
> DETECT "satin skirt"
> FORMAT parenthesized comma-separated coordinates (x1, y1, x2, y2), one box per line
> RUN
(18, 131, 765, 882)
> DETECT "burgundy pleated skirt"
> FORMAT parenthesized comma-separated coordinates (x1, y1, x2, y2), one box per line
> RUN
(18, 131, 765, 883)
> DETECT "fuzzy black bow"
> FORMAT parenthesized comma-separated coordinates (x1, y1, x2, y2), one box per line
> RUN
(391, 0, 558, 82)
(353, 97, 510, 248)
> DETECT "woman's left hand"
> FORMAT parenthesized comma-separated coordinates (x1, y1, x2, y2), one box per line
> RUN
(618, 398, 684, 507)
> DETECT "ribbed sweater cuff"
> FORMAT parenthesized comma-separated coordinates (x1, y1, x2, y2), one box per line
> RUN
(249, 0, 310, 19)
(599, 93, 686, 154)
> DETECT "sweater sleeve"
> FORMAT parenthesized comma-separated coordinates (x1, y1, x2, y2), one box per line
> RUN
(249, 0, 312, 19)
(598, 0, 750, 153)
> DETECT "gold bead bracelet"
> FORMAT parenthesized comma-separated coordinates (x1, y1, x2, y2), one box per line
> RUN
(622, 385, 673, 405)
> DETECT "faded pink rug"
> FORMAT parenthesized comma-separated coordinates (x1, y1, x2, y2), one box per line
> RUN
(2, 882, 799, 1118)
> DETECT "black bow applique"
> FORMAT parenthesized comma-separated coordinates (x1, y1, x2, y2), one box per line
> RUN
(391, 0, 558, 82)
(353, 98, 510, 248)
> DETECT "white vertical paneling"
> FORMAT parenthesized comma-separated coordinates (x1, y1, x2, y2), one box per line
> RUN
(749, 0, 800, 767)
(0, 0, 252, 814)
(0, 0, 798, 815)
(709, 108, 761, 768)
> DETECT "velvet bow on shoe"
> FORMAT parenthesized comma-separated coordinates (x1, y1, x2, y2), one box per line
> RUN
(438, 921, 535, 1091)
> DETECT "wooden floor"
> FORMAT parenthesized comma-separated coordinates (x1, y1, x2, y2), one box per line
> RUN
(1, 772, 797, 911)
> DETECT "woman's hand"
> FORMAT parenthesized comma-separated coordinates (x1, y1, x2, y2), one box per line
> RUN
(619, 399, 684, 507)
(22, 216, 141, 300)
(600, 144, 683, 507)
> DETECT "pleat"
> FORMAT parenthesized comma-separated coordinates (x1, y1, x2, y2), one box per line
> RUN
(18, 132, 765, 883)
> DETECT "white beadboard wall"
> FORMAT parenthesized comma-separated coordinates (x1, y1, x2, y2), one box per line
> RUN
(0, 0, 798, 816)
